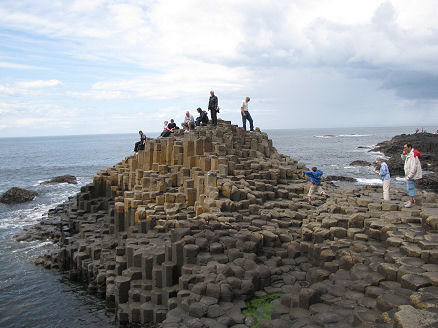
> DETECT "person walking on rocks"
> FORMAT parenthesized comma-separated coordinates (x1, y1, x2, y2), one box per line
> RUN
(134, 130, 146, 152)
(401, 143, 422, 208)
(208, 91, 219, 126)
(241, 96, 254, 131)
(303, 167, 326, 203)
(375, 158, 391, 201)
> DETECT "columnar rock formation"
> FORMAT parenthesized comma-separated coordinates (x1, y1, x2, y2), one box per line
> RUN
(39, 121, 438, 328)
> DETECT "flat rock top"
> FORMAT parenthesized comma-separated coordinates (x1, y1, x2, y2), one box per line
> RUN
(0, 187, 38, 204)
(40, 175, 77, 185)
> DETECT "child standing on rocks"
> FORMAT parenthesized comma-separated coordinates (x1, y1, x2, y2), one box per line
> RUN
(303, 167, 326, 203)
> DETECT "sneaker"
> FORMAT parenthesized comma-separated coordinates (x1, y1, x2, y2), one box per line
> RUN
(404, 200, 411, 206)
(405, 201, 415, 208)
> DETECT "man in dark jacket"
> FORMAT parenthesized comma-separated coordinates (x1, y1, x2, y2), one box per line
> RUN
(208, 90, 219, 126)
(195, 107, 209, 126)
(134, 130, 146, 152)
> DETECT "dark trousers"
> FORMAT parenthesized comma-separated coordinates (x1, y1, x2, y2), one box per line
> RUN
(242, 111, 254, 131)
(134, 141, 144, 152)
(210, 109, 217, 125)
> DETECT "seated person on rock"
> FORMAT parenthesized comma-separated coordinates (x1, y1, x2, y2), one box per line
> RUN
(167, 119, 179, 131)
(195, 107, 209, 127)
(160, 121, 172, 137)
(182, 111, 195, 131)
(134, 130, 146, 152)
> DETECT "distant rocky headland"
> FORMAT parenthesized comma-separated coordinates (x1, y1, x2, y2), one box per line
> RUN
(18, 122, 438, 327)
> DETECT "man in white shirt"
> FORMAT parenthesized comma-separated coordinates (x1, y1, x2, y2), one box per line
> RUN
(182, 111, 195, 131)
(241, 96, 254, 131)
(401, 143, 422, 207)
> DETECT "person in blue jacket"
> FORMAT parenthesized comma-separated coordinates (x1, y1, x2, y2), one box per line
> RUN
(375, 158, 391, 201)
(303, 167, 327, 203)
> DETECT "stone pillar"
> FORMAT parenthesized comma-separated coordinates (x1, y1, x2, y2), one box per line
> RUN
(183, 140, 195, 168)
(115, 202, 125, 235)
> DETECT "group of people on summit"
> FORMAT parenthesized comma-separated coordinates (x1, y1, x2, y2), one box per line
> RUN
(149, 91, 254, 136)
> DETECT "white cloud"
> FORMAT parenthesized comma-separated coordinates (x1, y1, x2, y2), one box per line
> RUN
(0, 0, 437, 136)
(0, 61, 45, 70)
(0, 80, 63, 96)
(16, 79, 62, 89)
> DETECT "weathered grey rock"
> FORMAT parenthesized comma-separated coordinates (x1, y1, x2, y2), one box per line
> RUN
(41, 174, 77, 185)
(0, 187, 38, 204)
(393, 305, 438, 328)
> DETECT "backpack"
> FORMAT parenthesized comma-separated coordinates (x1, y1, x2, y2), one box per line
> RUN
(413, 149, 421, 159)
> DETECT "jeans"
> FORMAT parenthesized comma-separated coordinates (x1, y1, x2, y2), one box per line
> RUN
(407, 179, 415, 197)
(242, 111, 253, 131)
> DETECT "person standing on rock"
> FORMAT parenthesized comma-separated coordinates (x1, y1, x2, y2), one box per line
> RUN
(375, 158, 391, 201)
(208, 91, 219, 126)
(302, 167, 327, 203)
(241, 96, 254, 131)
(401, 143, 422, 208)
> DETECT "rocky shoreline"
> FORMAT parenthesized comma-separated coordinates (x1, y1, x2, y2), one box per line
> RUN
(17, 122, 438, 327)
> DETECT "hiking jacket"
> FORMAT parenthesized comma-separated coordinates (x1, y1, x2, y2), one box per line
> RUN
(401, 149, 422, 180)
(304, 170, 323, 186)
(208, 95, 218, 110)
(378, 162, 390, 181)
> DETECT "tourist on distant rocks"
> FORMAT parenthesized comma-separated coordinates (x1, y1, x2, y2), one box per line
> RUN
(182, 111, 195, 131)
(167, 119, 179, 130)
(375, 158, 391, 201)
(401, 143, 423, 208)
(161, 121, 171, 137)
(134, 130, 146, 152)
(241, 96, 254, 131)
(208, 90, 219, 126)
(302, 167, 327, 203)
(195, 107, 209, 126)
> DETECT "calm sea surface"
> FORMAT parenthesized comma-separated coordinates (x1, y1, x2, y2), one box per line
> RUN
(0, 126, 433, 327)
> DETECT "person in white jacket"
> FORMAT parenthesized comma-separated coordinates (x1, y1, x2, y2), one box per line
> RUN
(401, 143, 422, 208)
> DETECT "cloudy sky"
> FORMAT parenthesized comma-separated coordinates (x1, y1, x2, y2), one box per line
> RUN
(0, 0, 437, 137)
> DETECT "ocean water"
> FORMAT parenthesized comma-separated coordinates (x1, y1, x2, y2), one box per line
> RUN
(0, 126, 428, 327)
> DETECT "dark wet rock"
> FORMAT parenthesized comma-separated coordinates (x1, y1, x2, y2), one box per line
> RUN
(41, 174, 77, 185)
(325, 176, 357, 182)
(0, 187, 38, 204)
(350, 160, 373, 167)
(417, 173, 438, 192)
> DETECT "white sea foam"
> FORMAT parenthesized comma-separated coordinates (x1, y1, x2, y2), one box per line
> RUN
(356, 178, 383, 185)
(368, 151, 384, 156)
(314, 135, 336, 138)
(338, 134, 371, 137)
